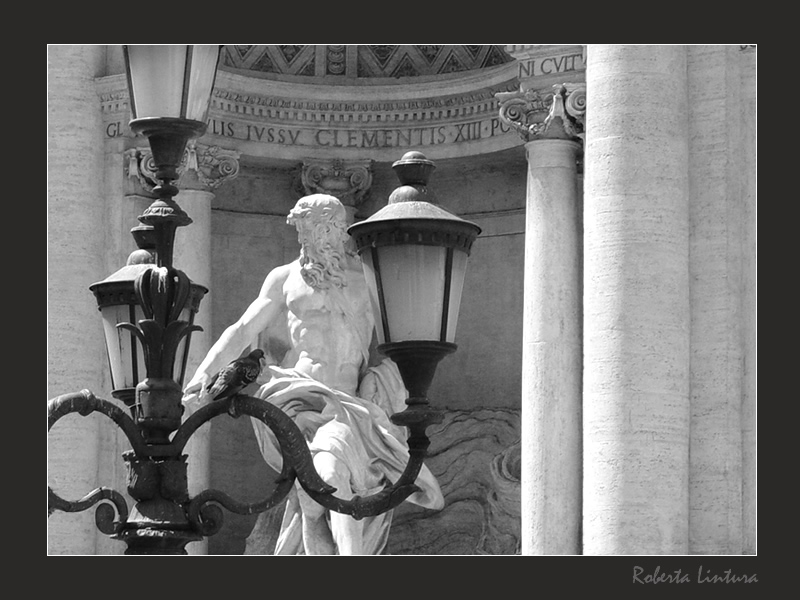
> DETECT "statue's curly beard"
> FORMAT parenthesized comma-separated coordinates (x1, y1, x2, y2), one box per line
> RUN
(298, 222, 353, 290)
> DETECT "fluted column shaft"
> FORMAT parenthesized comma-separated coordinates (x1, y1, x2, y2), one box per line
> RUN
(521, 138, 582, 554)
(687, 45, 746, 554)
(739, 45, 757, 556)
(583, 45, 690, 554)
(47, 44, 108, 555)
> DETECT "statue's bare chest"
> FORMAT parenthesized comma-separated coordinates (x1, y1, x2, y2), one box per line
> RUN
(283, 266, 371, 319)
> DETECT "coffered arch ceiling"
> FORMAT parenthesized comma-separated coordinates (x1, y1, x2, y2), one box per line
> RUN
(221, 45, 514, 82)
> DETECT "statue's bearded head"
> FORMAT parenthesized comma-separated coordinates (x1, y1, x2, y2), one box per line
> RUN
(287, 194, 354, 290)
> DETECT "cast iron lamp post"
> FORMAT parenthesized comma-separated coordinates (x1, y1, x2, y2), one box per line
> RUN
(47, 45, 480, 554)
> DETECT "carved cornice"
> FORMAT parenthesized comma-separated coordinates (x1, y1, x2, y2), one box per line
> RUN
(495, 84, 585, 143)
(98, 68, 524, 161)
(210, 82, 517, 124)
(125, 142, 240, 193)
(97, 68, 521, 122)
(296, 159, 373, 210)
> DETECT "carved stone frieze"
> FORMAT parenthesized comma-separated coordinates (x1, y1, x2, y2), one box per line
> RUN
(125, 142, 240, 194)
(326, 45, 346, 76)
(211, 83, 518, 123)
(495, 83, 586, 143)
(295, 159, 374, 219)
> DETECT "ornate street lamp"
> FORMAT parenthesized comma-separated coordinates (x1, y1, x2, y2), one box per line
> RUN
(49, 44, 222, 553)
(48, 46, 480, 555)
(348, 151, 481, 474)
(122, 44, 221, 268)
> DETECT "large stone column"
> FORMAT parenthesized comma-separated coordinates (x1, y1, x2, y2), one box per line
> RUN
(47, 44, 108, 555)
(583, 45, 691, 554)
(686, 45, 745, 554)
(125, 140, 240, 554)
(739, 44, 757, 556)
(497, 84, 585, 554)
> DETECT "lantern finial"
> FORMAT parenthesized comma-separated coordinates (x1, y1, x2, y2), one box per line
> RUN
(392, 151, 436, 187)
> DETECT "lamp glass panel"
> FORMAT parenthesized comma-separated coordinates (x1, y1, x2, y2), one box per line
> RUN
(360, 251, 386, 344)
(379, 244, 446, 342)
(126, 46, 187, 119)
(184, 45, 220, 122)
(444, 249, 468, 343)
(100, 304, 146, 390)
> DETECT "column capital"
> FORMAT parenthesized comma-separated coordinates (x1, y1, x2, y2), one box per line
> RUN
(294, 158, 374, 220)
(496, 84, 585, 144)
(125, 142, 240, 194)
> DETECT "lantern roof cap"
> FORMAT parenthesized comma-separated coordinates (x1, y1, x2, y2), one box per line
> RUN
(89, 263, 208, 297)
(348, 150, 481, 243)
(89, 263, 153, 291)
(354, 199, 480, 233)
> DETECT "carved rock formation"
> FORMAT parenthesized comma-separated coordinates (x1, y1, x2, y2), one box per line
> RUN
(388, 407, 520, 555)
(243, 407, 521, 555)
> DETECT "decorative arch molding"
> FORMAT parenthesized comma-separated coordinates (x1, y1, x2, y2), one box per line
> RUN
(98, 45, 586, 163)
(100, 65, 521, 162)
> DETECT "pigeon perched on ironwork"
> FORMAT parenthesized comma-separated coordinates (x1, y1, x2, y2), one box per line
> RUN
(205, 349, 266, 401)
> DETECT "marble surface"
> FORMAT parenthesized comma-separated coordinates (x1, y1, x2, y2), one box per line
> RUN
(245, 407, 521, 555)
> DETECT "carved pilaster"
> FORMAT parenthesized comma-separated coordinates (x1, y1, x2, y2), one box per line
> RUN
(125, 141, 240, 194)
(295, 158, 373, 221)
(495, 84, 585, 143)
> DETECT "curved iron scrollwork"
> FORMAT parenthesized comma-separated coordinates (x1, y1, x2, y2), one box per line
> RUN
(47, 390, 142, 535)
(47, 486, 129, 535)
(48, 386, 437, 552)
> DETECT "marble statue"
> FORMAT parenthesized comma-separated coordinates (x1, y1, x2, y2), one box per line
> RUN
(182, 194, 444, 554)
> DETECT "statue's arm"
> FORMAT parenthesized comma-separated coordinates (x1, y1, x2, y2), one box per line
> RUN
(183, 264, 291, 404)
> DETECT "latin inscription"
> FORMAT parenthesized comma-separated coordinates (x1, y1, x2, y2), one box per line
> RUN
(105, 116, 514, 148)
(517, 52, 585, 79)
(106, 121, 126, 138)
(190, 117, 511, 148)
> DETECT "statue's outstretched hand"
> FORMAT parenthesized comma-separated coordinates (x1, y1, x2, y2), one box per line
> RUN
(182, 373, 212, 414)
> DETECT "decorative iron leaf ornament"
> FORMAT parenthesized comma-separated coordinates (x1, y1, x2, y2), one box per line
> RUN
(117, 266, 201, 379)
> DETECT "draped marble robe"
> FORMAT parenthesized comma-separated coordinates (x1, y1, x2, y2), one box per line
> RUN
(250, 359, 444, 555)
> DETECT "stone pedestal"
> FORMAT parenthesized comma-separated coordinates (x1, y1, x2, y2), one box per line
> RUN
(583, 44, 690, 554)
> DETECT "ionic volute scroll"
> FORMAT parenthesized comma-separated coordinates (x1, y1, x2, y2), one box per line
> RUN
(125, 142, 240, 194)
(496, 83, 586, 143)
